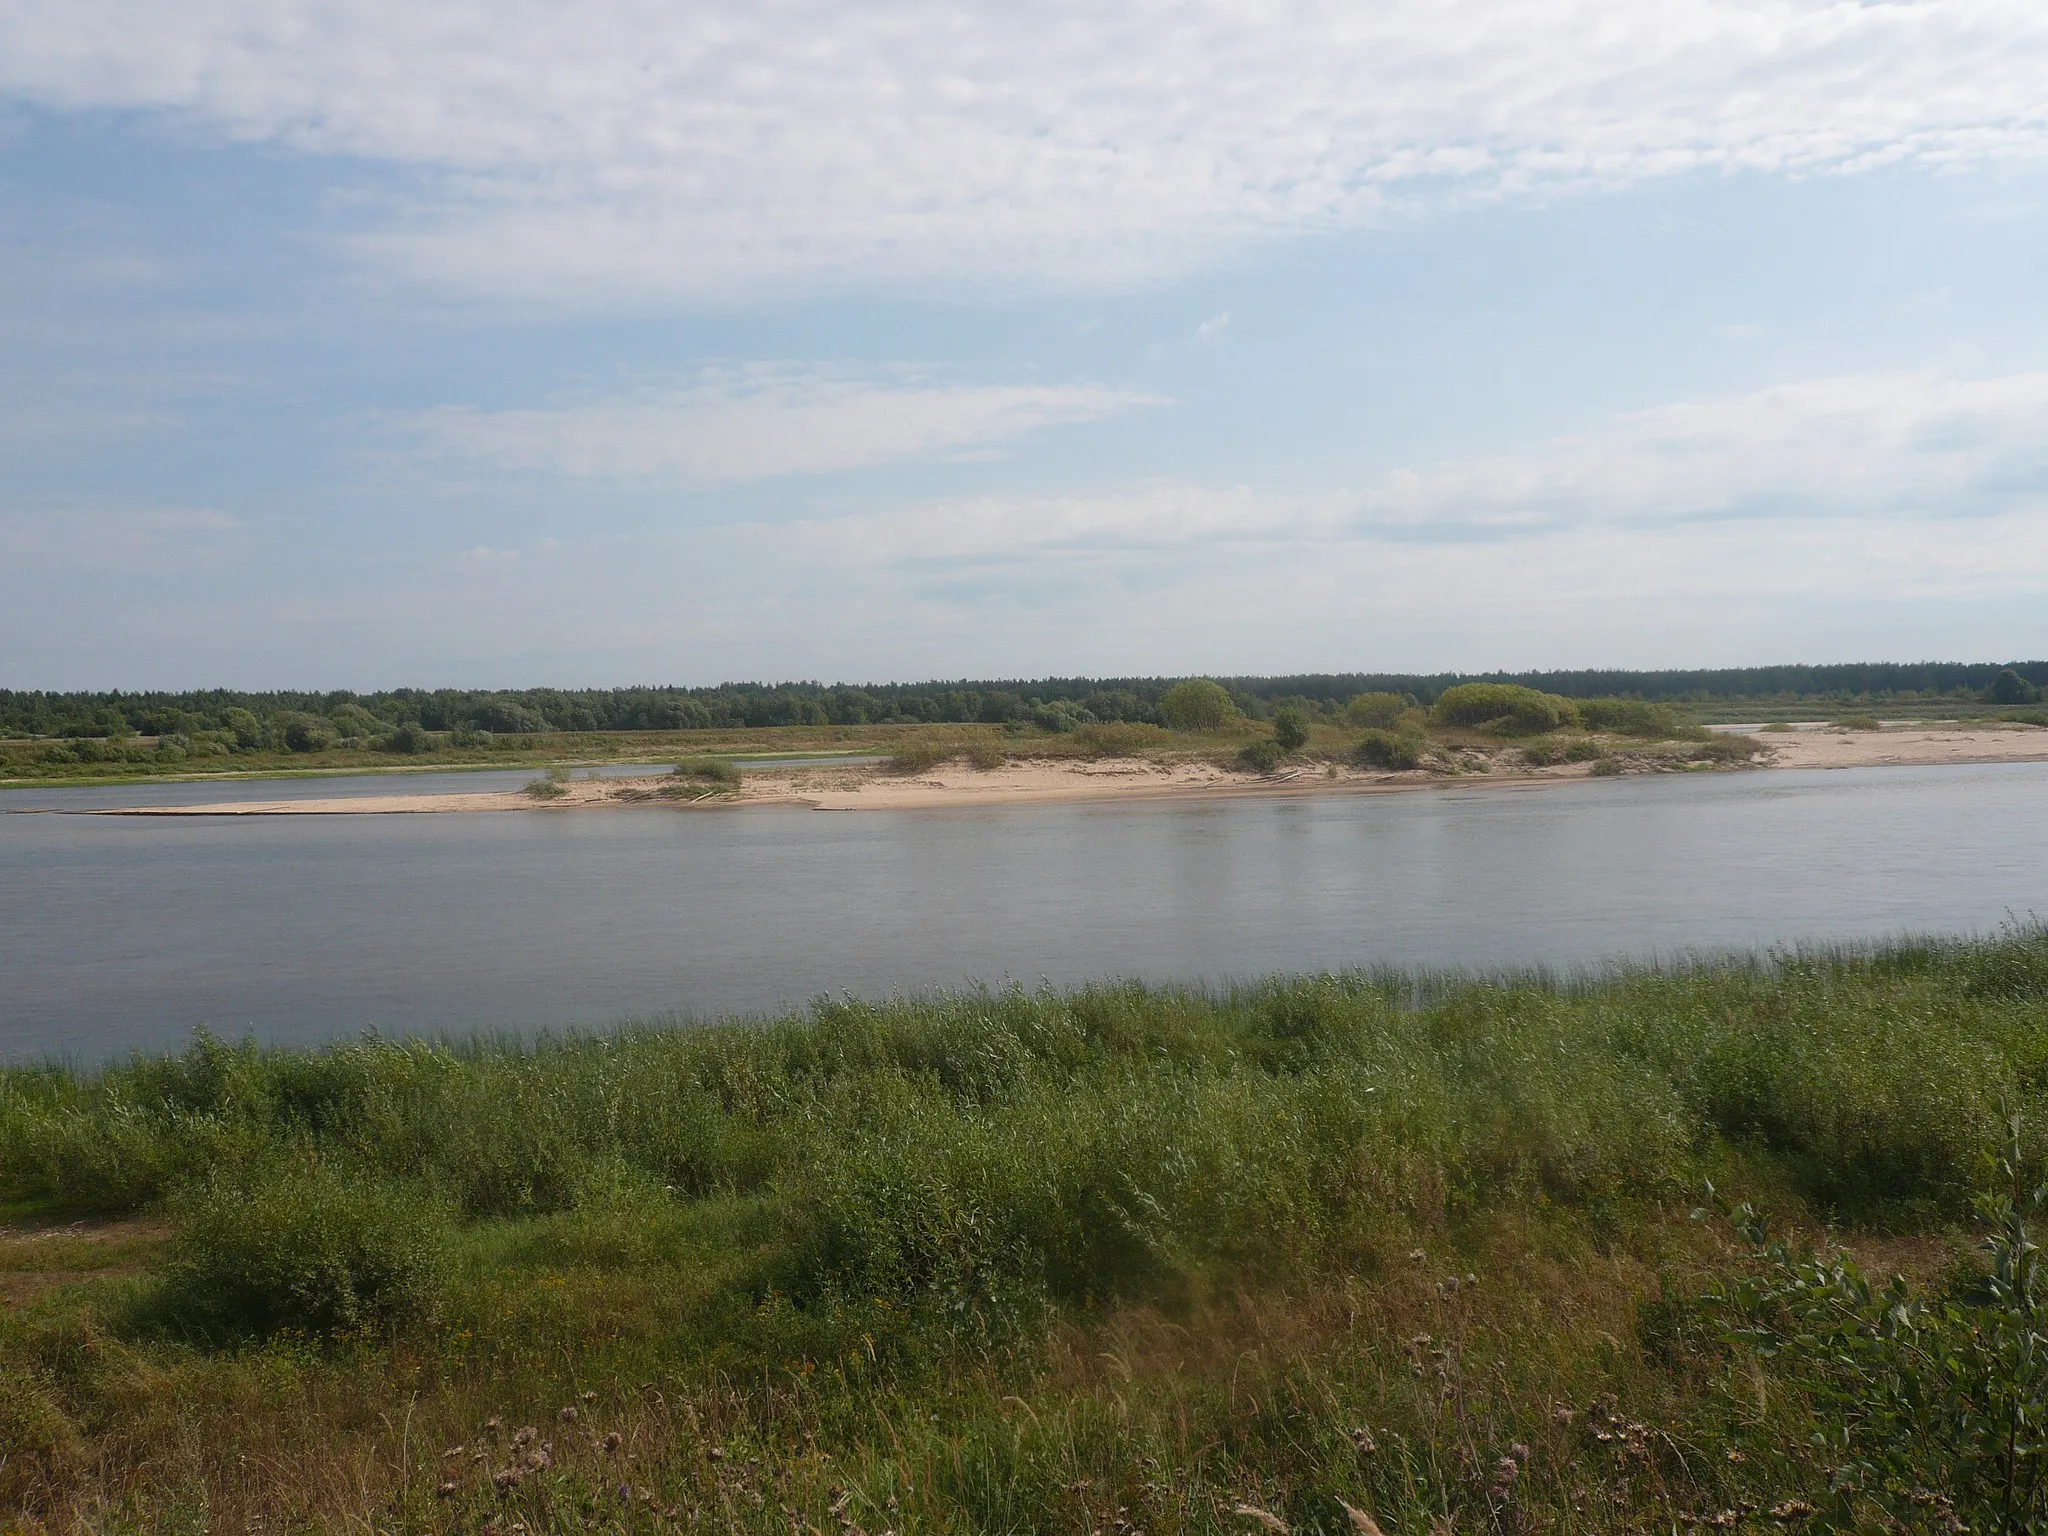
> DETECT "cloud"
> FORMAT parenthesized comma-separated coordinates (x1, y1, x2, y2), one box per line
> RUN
(758, 370, 2048, 569)
(3, 1, 2044, 299)
(407, 368, 1157, 481)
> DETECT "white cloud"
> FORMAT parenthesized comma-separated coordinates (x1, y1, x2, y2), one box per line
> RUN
(2, 1, 2043, 299)
(408, 369, 1157, 481)
(760, 370, 2048, 567)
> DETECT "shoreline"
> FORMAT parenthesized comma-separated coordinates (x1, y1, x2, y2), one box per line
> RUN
(52, 724, 2048, 816)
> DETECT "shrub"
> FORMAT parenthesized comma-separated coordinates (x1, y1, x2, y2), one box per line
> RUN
(1158, 679, 1235, 732)
(670, 756, 742, 789)
(1351, 731, 1424, 770)
(965, 742, 1006, 771)
(1073, 722, 1168, 757)
(1689, 735, 1760, 765)
(1590, 756, 1624, 775)
(279, 714, 336, 753)
(162, 1165, 449, 1337)
(1578, 698, 1700, 739)
(523, 777, 568, 800)
(888, 740, 957, 774)
(1831, 714, 1882, 731)
(1989, 668, 2041, 706)
(1237, 739, 1284, 773)
(1271, 707, 1311, 753)
(381, 722, 432, 755)
(1342, 691, 1409, 729)
(1431, 683, 1580, 736)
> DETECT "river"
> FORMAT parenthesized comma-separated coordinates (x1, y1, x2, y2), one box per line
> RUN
(3, 761, 2043, 1059)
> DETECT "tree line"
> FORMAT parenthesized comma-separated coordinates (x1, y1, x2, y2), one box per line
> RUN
(4, 661, 2043, 741)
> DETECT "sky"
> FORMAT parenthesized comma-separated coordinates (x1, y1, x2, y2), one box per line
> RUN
(3, 1, 2047, 690)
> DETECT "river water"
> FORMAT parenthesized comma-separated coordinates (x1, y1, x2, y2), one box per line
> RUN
(3, 761, 2043, 1060)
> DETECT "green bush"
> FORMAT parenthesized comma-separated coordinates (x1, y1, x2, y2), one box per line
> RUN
(1989, 668, 2041, 706)
(381, 722, 433, 755)
(1158, 679, 1236, 732)
(670, 756, 742, 788)
(1271, 707, 1311, 753)
(965, 742, 1006, 770)
(162, 1165, 449, 1337)
(523, 777, 568, 800)
(1342, 692, 1409, 729)
(1578, 698, 1700, 739)
(888, 740, 957, 774)
(1237, 739, 1284, 772)
(1831, 714, 1883, 731)
(1431, 683, 1580, 736)
(1351, 731, 1424, 770)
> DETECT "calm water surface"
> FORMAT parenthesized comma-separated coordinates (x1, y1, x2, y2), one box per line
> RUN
(3, 762, 2043, 1060)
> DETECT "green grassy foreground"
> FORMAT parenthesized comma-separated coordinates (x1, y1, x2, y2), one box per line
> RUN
(5, 934, 2048, 1532)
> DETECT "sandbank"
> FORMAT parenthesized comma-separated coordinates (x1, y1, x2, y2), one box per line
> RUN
(66, 722, 2048, 817)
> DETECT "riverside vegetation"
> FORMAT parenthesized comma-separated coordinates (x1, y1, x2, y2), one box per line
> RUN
(9, 666, 2046, 785)
(6, 932, 2048, 1531)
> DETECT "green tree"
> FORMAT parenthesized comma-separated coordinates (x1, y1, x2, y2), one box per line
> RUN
(1271, 707, 1311, 752)
(1990, 668, 2041, 706)
(1343, 691, 1409, 729)
(1159, 679, 1235, 732)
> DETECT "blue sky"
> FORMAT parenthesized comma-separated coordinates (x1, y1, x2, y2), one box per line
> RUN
(3, 1, 2047, 689)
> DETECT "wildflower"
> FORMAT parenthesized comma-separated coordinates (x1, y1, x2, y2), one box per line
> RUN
(581, 1390, 598, 1403)
(484, 1417, 501, 1433)
(1347, 1426, 1377, 1453)
(436, 1480, 460, 1499)
(1725, 1449, 1746, 1465)
(511, 1426, 538, 1449)
(493, 1467, 524, 1490)
(443, 1445, 465, 1458)
(558, 1405, 579, 1423)
(603, 1431, 623, 1453)
(1769, 1502, 1817, 1522)
(1491, 1457, 1520, 1493)
(1509, 1443, 1530, 1466)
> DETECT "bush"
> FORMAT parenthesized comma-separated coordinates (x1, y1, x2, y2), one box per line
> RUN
(1990, 668, 2041, 706)
(279, 714, 337, 753)
(1237, 739, 1284, 772)
(1831, 714, 1882, 731)
(381, 722, 433, 755)
(1689, 735, 1760, 765)
(1342, 692, 1409, 729)
(888, 740, 957, 774)
(670, 756, 742, 789)
(1431, 683, 1580, 736)
(1158, 679, 1235, 732)
(965, 742, 1006, 770)
(1271, 707, 1311, 753)
(1073, 722, 1168, 757)
(523, 777, 568, 800)
(1578, 699, 1699, 739)
(162, 1166, 449, 1337)
(1351, 731, 1424, 770)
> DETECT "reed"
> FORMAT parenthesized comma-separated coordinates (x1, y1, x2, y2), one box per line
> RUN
(3, 931, 2046, 1531)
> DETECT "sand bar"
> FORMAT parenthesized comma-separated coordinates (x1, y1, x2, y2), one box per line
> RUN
(59, 723, 2048, 816)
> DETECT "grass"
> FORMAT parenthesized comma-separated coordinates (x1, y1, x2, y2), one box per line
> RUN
(5, 931, 2048, 1530)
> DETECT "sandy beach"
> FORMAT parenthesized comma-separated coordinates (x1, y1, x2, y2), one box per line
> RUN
(72, 722, 2048, 816)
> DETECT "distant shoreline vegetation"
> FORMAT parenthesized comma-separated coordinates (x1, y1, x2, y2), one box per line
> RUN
(4, 661, 2044, 745)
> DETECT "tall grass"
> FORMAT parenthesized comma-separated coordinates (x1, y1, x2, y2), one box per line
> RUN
(3, 932, 2047, 1529)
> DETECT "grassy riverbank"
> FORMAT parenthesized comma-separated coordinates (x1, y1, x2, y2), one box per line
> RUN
(5, 933, 2048, 1532)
